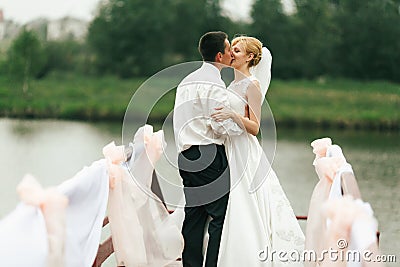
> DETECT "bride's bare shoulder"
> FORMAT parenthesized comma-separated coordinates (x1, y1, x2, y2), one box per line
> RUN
(248, 78, 261, 93)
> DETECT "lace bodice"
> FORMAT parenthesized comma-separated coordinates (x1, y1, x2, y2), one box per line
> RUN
(227, 76, 259, 116)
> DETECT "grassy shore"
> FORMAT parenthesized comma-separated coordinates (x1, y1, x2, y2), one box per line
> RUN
(1, 73, 399, 130)
(267, 79, 399, 130)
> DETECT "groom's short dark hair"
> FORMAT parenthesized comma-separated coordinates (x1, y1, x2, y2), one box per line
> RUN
(198, 31, 228, 62)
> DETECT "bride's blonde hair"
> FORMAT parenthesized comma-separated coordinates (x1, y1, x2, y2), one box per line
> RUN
(231, 36, 262, 67)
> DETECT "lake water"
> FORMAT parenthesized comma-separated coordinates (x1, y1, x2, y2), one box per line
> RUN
(0, 118, 398, 265)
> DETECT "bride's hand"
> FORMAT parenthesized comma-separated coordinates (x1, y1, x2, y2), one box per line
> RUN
(211, 107, 237, 122)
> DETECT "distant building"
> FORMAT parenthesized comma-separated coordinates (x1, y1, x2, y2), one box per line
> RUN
(25, 18, 48, 40)
(47, 17, 88, 41)
(0, 9, 21, 42)
(0, 9, 89, 45)
(3, 21, 21, 40)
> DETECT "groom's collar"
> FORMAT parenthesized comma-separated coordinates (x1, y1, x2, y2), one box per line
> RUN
(202, 62, 221, 75)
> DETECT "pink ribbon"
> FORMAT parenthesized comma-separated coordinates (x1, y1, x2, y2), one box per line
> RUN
(310, 137, 332, 165)
(311, 137, 346, 182)
(102, 141, 126, 189)
(17, 174, 68, 213)
(17, 174, 68, 267)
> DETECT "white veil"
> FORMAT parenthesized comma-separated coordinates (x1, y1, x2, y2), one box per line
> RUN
(247, 47, 273, 193)
(250, 47, 272, 102)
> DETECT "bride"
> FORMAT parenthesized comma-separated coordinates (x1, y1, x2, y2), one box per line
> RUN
(211, 36, 305, 266)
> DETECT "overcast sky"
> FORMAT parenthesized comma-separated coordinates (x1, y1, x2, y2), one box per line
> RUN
(0, 0, 294, 24)
(0, 0, 101, 24)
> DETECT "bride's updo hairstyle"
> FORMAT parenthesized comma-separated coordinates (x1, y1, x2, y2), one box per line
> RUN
(232, 36, 262, 67)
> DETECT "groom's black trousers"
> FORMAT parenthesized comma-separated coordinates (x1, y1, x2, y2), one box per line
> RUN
(178, 144, 230, 267)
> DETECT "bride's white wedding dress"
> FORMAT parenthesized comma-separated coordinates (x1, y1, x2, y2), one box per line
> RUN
(217, 76, 305, 266)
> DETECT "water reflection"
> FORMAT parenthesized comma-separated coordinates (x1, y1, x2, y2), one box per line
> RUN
(0, 119, 121, 216)
(0, 119, 398, 262)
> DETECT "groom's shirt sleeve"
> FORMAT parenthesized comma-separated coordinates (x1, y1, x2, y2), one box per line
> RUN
(200, 84, 243, 136)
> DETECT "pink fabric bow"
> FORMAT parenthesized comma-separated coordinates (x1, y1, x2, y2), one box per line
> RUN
(102, 141, 126, 189)
(134, 124, 165, 165)
(314, 156, 346, 182)
(323, 196, 364, 240)
(145, 130, 164, 165)
(17, 174, 68, 267)
(323, 196, 378, 255)
(311, 137, 346, 182)
(311, 137, 332, 165)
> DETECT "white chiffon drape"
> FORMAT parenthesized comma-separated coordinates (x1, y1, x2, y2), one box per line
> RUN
(58, 159, 109, 267)
(0, 174, 69, 267)
(0, 125, 183, 267)
(105, 125, 184, 267)
(305, 138, 380, 267)
(0, 201, 49, 266)
(0, 158, 109, 267)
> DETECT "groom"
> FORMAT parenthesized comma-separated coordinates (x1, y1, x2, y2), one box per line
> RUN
(173, 31, 242, 267)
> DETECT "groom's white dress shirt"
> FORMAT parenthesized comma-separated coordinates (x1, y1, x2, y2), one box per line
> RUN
(173, 62, 242, 153)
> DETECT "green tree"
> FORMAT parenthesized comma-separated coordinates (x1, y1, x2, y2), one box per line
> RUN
(250, 0, 400, 81)
(333, 0, 400, 81)
(293, 0, 340, 78)
(43, 39, 90, 75)
(169, 0, 237, 61)
(250, 0, 298, 79)
(88, 0, 175, 77)
(7, 29, 46, 93)
(88, 0, 240, 76)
